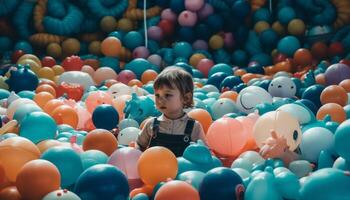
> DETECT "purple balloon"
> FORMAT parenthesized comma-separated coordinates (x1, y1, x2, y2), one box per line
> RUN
(147, 26, 163, 41)
(147, 54, 162, 66)
(185, 0, 205, 11)
(192, 40, 208, 50)
(117, 70, 136, 84)
(325, 63, 350, 85)
(161, 8, 177, 22)
(223, 32, 235, 48)
(133, 46, 150, 59)
(197, 3, 214, 19)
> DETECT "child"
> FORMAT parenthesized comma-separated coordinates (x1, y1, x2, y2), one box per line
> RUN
(136, 67, 207, 157)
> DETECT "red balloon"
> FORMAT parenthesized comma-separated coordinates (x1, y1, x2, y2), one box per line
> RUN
(340, 59, 350, 67)
(158, 20, 174, 37)
(56, 82, 84, 101)
(62, 55, 84, 71)
(11, 50, 25, 63)
(328, 42, 344, 57)
(273, 53, 288, 64)
(41, 56, 56, 67)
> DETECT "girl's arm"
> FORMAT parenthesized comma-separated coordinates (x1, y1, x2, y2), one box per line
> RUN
(136, 119, 153, 151)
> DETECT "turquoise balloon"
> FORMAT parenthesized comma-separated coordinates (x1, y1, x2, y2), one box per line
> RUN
(288, 160, 313, 178)
(57, 124, 74, 133)
(132, 193, 149, 200)
(13, 103, 42, 124)
(123, 31, 144, 50)
(253, 8, 272, 23)
(334, 119, 350, 160)
(202, 98, 217, 109)
(19, 111, 57, 144)
(231, 158, 254, 172)
(333, 157, 350, 171)
(118, 118, 139, 130)
(41, 146, 83, 188)
(80, 150, 109, 170)
(317, 150, 334, 169)
(250, 53, 272, 66)
(210, 98, 239, 120)
(173, 41, 192, 59)
(299, 168, 350, 200)
(245, 172, 281, 200)
(277, 36, 301, 57)
(192, 69, 204, 78)
(124, 58, 155, 79)
(208, 63, 233, 77)
(275, 171, 300, 199)
(232, 49, 248, 67)
(56, 132, 73, 140)
(277, 6, 296, 25)
(206, 92, 220, 99)
(194, 92, 207, 100)
(17, 90, 35, 99)
(0, 89, 10, 100)
(177, 170, 205, 190)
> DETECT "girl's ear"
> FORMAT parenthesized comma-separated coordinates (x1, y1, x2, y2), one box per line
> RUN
(183, 92, 192, 106)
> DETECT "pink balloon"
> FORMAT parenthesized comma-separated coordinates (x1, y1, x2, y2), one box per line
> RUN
(117, 70, 136, 84)
(236, 116, 258, 151)
(81, 65, 95, 77)
(196, 58, 214, 77)
(85, 90, 113, 113)
(178, 10, 197, 27)
(161, 8, 177, 22)
(147, 54, 162, 66)
(197, 3, 214, 19)
(133, 46, 150, 59)
(192, 40, 208, 50)
(75, 105, 92, 130)
(147, 26, 163, 41)
(223, 32, 235, 48)
(93, 67, 117, 85)
(108, 147, 142, 179)
(185, 0, 205, 11)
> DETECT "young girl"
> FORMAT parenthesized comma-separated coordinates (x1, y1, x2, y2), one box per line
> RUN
(136, 67, 207, 157)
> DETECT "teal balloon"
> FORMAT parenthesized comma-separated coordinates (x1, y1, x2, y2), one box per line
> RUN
(245, 172, 281, 200)
(173, 41, 192, 59)
(277, 36, 301, 57)
(177, 170, 205, 190)
(208, 63, 233, 77)
(278, 7, 296, 25)
(288, 160, 313, 178)
(335, 119, 350, 160)
(259, 29, 278, 49)
(232, 49, 248, 67)
(317, 150, 334, 169)
(344, 105, 350, 119)
(299, 168, 350, 200)
(124, 58, 155, 79)
(132, 193, 149, 200)
(0, 89, 10, 100)
(275, 171, 300, 199)
(19, 111, 57, 144)
(56, 132, 73, 140)
(206, 92, 220, 99)
(123, 31, 144, 50)
(118, 118, 139, 130)
(192, 69, 204, 78)
(80, 150, 109, 170)
(231, 158, 254, 172)
(250, 53, 272, 66)
(57, 124, 74, 133)
(194, 92, 207, 100)
(13, 103, 42, 124)
(253, 8, 272, 23)
(41, 146, 83, 188)
(17, 90, 35, 99)
(333, 157, 350, 171)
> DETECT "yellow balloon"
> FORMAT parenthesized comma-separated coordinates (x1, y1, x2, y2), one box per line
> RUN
(272, 21, 285, 35)
(189, 53, 206, 67)
(100, 16, 117, 33)
(17, 54, 41, 66)
(117, 18, 134, 32)
(89, 41, 101, 55)
(47, 43, 62, 59)
(288, 19, 305, 36)
(38, 67, 55, 80)
(62, 38, 80, 56)
(209, 35, 224, 50)
(254, 21, 270, 33)
(52, 65, 65, 75)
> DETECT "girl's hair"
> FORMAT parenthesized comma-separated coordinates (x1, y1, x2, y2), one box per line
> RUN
(153, 67, 194, 108)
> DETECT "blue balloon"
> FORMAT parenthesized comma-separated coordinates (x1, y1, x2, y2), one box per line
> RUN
(14, 40, 33, 53)
(208, 63, 233, 77)
(80, 150, 109, 170)
(178, 27, 195, 42)
(75, 164, 129, 200)
(92, 104, 119, 130)
(334, 119, 350, 161)
(232, 0, 251, 18)
(301, 84, 325, 109)
(207, 72, 230, 89)
(6, 66, 39, 93)
(205, 14, 224, 33)
(174, 62, 193, 75)
(232, 49, 248, 67)
(123, 31, 144, 50)
(219, 76, 243, 91)
(170, 0, 185, 14)
(259, 28, 279, 49)
(277, 36, 301, 57)
(41, 146, 83, 188)
(17, 90, 35, 99)
(278, 6, 296, 25)
(173, 42, 192, 59)
(199, 167, 244, 200)
(250, 53, 272, 66)
(253, 8, 272, 23)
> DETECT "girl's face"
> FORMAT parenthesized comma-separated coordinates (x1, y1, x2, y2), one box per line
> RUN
(154, 86, 186, 119)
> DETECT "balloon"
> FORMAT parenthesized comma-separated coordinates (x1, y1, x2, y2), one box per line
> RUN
(320, 85, 348, 106)
(245, 172, 280, 200)
(42, 189, 81, 200)
(334, 119, 350, 161)
(324, 63, 350, 85)
(15, 159, 60, 200)
(253, 110, 302, 151)
(80, 150, 108, 170)
(41, 146, 83, 188)
(82, 129, 118, 156)
(118, 118, 139, 130)
(177, 170, 205, 190)
(13, 103, 42, 124)
(117, 127, 140, 146)
(155, 180, 200, 200)
(85, 91, 113, 113)
(74, 164, 129, 200)
(100, 37, 122, 57)
(92, 104, 119, 130)
(137, 147, 178, 186)
(61, 55, 83, 71)
(108, 147, 142, 180)
(199, 167, 244, 200)
(288, 160, 314, 178)
(236, 86, 273, 114)
(300, 127, 334, 163)
(19, 111, 57, 144)
(36, 139, 63, 153)
(178, 10, 197, 27)
(274, 171, 300, 199)
(0, 186, 21, 200)
(0, 137, 41, 182)
(268, 76, 296, 98)
(206, 117, 247, 157)
(293, 48, 312, 66)
(93, 67, 117, 85)
(316, 103, 346, 123)
(51, 105, 78, 129)
(58, 71, 94, 92)
(187, 108, 212, 134)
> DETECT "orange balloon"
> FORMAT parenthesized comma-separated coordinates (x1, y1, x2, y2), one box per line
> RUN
(155, 180, 200, 200)
(188, 108, 212, 134)
(320, 85, 348, 106)
(293, 48, 312, 67)
(141, 70, 158, 84)
(16, 159, 60, 200)
(234, 69, 247, 76)
(219, 91, 238, 102)
(339, 79, 350, 93)
(128, 79, 143, 87)
(51, 105, 78, 128)
(82, 129, 118, 156)
(36, 84, 56, 97)
(51, 65, 65, 75)
(236, 116, 258, 151)
(43, 99, 65, 116)
(241, 73, 262, 84)
(189, 53, 206, 67)
(93, 67, 118, 85)
(38, 79, 57, 90)
(0, 164, 5, 186)
(311, 41, 328, 59)
(0, 137, 41, 182)
(0, 186, 21, 200)
(38, 67, 55, 80)
(33, 92, 55, 109)
(101, 36, 122, 57)
(315, 73, 326, 85)
(138, 147, 178, 186)
(316, 103, 346, 123)
(36, 140, 63, 153)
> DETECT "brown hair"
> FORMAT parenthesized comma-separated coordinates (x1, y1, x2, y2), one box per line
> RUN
(153, 67, 194, 108)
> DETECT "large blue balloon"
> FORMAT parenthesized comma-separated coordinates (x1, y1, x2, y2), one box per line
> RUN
(92, 104, 119, 130)
(199, 167, 244, 200)
(277, 36, 301, 57)
(334, 119, 350, 161)
(301, 84, 325, 109)
(75, 164, 129, 200)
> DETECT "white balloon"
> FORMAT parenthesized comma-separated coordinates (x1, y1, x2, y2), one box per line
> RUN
(58, 71, 95, 92)
(236, 86, 273, 114)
